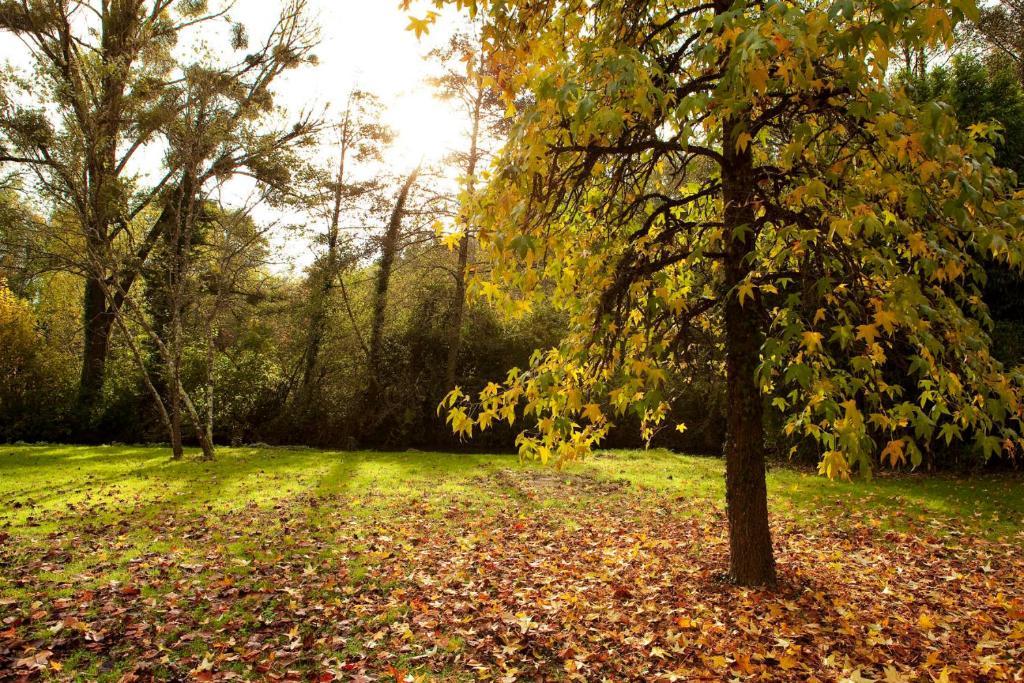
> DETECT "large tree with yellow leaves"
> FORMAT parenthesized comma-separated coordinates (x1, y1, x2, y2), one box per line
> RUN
(415, 0, 1024, 585)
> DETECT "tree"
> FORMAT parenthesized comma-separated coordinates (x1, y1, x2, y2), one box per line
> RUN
(422, 0, 1024, 585)
(297, 90, 393, 412)
(0, 0, 317, 428)
(0, 0, 221, 416)
(910, 55, 1024, 175)
(0, 278, 76, 439)
(196, 203, 275, 452)
(69, 0, 319, 457)
(972, 0, 1024, 80)
(907, 55, 1024, 367)
(428, 30, 508, 390)
(366, 166, 422, 398)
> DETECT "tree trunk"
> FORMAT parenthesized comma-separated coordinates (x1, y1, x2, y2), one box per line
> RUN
(721, 115, 777, 587)
(205, 309, 215, 451)
(368, 166, 421, 381)
(444, 83, 484, 390)
(176, 373, 215, 460)
(358, 167, 420, 440)
(168, 314, 185, 460)
(111, 312, 175, 453)
(78, 276, 115, 420)
(168, 389, 184, 459)
(444, 233, 471, 389)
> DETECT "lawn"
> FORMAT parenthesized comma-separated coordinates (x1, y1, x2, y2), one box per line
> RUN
(1, 445, 1022, 681)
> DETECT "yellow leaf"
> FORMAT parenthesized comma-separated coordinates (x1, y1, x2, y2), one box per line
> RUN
(735, 131, 752, 153)
(818, 450, 851, 480)
(737, 280, 756, 306)
(856, 324, 879, 345)
(918, 160, 941, 182)
(874, 308, 898, 334)
(802, 331, 824, 354)
(907, 232, 928, 256)
(406, 13, 437, 38)
(918, 612, 936, 629)
(582, 403, 605, 424)
(778, 655, 799, 670)
(748, 66, 770, 93)
(881, 439, 905, 467)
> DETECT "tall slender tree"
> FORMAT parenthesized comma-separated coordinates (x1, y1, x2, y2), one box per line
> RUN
(367, 166, 422, 388)
(428, 31, 507, 390)
(298, 91, 393, 410)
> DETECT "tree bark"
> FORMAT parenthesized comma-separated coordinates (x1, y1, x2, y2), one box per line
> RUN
(176, 373, 215, 461)
(205, 306, 216, 452)
(78, 276, 115, 418)
(168, 313, 185, 460)
(77, 0, 131, 423)
(721, 115, 777, 587)
(444, 233, 471, 389)
(357, 166, 420, 440)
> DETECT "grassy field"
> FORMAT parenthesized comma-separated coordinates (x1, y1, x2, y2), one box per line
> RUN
(1, 445, 1022, 681)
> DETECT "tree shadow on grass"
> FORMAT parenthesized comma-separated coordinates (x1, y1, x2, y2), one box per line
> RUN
(0, 446, 519, 531)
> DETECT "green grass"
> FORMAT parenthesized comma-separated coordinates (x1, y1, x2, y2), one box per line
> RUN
(2, 444, 1022, 541)
(578, 449, 1024, 539)
(0, 445, 515, 533)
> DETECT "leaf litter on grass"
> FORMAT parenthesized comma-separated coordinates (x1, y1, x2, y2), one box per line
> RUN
(1, 466, 1022, 681)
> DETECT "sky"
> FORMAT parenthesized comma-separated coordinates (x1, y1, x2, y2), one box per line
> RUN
(249, 0, 470, 169)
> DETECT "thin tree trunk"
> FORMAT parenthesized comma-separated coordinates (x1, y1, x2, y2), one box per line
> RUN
(444, 233, 471, 389)
(164, 174, 194, 460)
(168, 315, 185, 460)
(720, 113, 776, 587)
(444, 84, 484, 390)
(111, 313, 175, 451)
(356, 166, 421, 441)
(367, 166, 421, 382)
(205, 309, 215, 449)
(300, 112, 351, 403)
(169, 391, 184, 458)
(176, 373, 215, 460)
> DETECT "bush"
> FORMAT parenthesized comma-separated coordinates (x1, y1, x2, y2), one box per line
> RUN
(0, 280, 74, 440)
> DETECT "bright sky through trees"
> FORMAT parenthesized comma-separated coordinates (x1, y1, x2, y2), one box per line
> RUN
(256, 0, 467, 168)
(238, 1, 469, 269)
